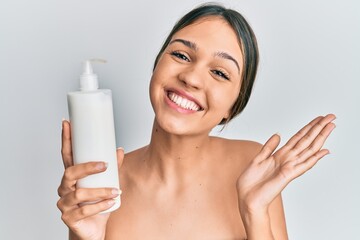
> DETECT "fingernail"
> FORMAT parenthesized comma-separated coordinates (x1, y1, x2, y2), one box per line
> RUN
(96, 162, 107, 170)
(107, 199, 115, 205)
(112, 188, 120, 195)
(117, 147, 124, 150)
(275, 132, 281, 137)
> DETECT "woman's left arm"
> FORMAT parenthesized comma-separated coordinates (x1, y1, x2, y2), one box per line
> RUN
(268, 194, 288, 239)
(237, 114, 336, 240)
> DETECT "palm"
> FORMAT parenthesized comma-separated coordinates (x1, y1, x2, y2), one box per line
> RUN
(237, 114, 336, 211)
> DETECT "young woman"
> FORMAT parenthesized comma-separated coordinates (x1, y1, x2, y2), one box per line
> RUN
(57, 4, 336, 240)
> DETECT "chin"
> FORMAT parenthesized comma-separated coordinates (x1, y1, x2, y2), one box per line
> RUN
(155, 115, 215, 137)
(155, 116, 191, 135)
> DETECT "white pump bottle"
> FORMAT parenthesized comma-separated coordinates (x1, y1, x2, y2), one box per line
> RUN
(67, 59, 120, 213)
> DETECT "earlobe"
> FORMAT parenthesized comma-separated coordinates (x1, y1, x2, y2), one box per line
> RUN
(220, 110, 232, 125)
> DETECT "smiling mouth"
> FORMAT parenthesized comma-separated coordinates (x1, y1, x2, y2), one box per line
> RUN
(167, 91, 203, 111)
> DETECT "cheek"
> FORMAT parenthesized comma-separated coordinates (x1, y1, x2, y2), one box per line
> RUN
(149, 73, 163, 113)
(212, 86, 240, 111)
(149, 62, 165, 92)
(149, 74, 155, 99)
(149, 64, 171, 112)
(228, 82, 241, 106)
(149, 57, 180, 101)
(154, 54, 181, 80)
(150, 61, 168, 90)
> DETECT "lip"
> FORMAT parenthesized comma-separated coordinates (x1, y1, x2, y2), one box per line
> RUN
(164, 88, 204, 113)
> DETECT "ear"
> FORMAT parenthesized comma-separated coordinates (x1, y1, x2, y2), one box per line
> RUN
(223, 110, 230, 120)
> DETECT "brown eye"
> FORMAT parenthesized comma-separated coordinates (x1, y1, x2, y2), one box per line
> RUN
(171, 51, 190, 62)
(211, 69, 230, 80)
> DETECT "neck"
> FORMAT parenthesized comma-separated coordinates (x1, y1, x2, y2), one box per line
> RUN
(144, 119, 211, 185)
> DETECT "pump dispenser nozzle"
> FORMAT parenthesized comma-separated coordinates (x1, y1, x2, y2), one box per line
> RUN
(80, 59, 106, 91)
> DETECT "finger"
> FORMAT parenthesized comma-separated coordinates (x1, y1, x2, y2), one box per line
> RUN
(57, 187, 121, 213)
(294, 149, 330, 178)
(57, 161, 108, 197)
(116, 147, 125, 169)
(63, 199, 116, 223)
(291, 114, 336, 154)
(254, 134, 281, 163)
(284, 116, 323, 149)
(297, 122, 335, 161)
(259, 149, 330, 197)
(61, 120, 73, 169)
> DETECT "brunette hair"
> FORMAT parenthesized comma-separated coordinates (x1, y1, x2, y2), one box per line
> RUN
(153, 3, 259, 124)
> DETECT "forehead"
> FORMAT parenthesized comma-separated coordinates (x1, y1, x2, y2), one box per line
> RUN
(171, 16, 243, 62)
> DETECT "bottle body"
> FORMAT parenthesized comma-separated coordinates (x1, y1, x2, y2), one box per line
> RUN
(67, 89, 120, 213)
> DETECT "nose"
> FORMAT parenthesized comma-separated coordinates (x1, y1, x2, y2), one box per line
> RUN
(178, 66, 205, 90)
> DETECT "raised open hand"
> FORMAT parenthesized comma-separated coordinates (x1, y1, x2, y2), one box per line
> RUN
(237, 114, 336, 213)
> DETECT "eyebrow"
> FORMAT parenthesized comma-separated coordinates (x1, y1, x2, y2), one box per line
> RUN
(214, 51, 240, 73)
(169, 38, 240, 73)
(169, 38, 198, 51)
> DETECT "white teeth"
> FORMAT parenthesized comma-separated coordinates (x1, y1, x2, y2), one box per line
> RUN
(180, 99, 187, 108)
(168, 92, 200, 111)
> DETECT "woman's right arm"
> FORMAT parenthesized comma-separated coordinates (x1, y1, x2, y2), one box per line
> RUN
(57, 120, 122, 240)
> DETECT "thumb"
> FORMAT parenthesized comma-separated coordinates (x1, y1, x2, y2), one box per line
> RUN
(116, 147, 125, 168)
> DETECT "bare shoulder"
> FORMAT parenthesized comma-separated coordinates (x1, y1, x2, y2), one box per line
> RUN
(213, 136, 262, 159)
(210, 137, 263, 173)
(123, 146, 147, 161)
(119, 146, 148, 180)
(226, 138, 262, 159)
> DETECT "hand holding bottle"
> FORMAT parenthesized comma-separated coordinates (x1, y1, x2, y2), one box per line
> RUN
(57, 120, 123, 240)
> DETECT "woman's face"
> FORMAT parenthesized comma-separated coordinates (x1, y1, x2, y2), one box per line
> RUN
(150, 16, 244, 136)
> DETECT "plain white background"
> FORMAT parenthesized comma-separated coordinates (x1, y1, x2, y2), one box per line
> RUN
(0, 0, 359, 239)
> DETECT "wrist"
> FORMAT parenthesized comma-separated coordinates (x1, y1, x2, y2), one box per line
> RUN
(69, 231, 80, 240)
(238, 198, 268, 218)
(239, 204, 274, 240)
(241, 207, 269, 227)
(69, 231, 105, 240)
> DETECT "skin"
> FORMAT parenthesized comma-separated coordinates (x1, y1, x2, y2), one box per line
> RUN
(57, 17, 336, 240)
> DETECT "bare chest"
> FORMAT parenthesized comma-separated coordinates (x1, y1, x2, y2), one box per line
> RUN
(106, 182, 247, 239)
